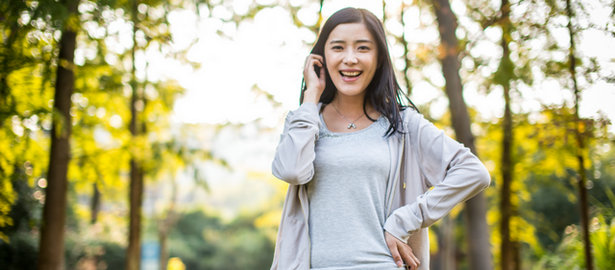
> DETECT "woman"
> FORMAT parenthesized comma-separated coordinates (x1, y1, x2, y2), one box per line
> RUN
(271, 7, 490, 270)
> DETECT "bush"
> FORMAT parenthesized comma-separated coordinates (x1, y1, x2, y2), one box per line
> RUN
(535, 215, 615, 270)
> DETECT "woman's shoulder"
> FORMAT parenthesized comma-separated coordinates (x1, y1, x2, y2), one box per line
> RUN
(399, 106, 422, 126)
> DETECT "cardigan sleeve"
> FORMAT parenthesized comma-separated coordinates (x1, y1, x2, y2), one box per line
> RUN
(384, 111, 490, 242)
(271, 102, 320, 185)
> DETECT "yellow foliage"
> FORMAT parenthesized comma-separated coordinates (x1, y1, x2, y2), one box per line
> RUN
(66, 14, 81, 32)
(254, 209, 282, 229)
(0, 122, 49, 236)
(128, 134, 150, 163)
(447, 203, 463, 219)
(488, 209, 502, 260)
(167, 257, 185, 270)
(429, 228, 438, 254)
(8, 66, 54, 113)
(0, 131, 16, 173)
(0, 232, 9, 243)
(511, 215, 541, 253)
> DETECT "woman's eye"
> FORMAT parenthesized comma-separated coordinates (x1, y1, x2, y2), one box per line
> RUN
(332, 45, 343, 50)
(358, 46, 371, 51)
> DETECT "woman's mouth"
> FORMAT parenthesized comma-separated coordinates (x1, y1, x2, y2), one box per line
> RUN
(340, 70, 362, 81)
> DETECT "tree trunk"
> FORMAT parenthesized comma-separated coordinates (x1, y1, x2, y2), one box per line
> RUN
(382, 0, 387, 23)
(566, 0, 593, 268)
(158, 229, 168, 270)
(125, 0, 144, 269)
(158, 179, 178, 270)
(500, 68, 513, 270)
(513, 241, 522, 270)
(441, 216, 456, 270)
(463, 194, 492, 269)
(498, 0, 516, 268)
(90, 182, 101, 224)
(126, 158, 144, 270)
(431, 0, 493, 269)
(400, 3, 413, 96)
(36, 0, 79, 269)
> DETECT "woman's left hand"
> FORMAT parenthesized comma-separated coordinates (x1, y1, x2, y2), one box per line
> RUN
(385, 231, 420, 269)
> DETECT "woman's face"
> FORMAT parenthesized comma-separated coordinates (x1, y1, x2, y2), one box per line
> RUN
(324, 22, 378, 98)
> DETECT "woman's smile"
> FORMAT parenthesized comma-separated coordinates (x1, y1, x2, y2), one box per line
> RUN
(340, 69, 363, 82)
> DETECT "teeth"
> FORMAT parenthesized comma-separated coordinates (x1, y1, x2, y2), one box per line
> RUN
(341, 71, 361, 77)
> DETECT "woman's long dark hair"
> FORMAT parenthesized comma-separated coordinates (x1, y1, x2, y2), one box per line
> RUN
(300, 7, 417, 136)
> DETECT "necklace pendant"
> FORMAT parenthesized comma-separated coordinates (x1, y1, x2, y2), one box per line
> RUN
(347, 123, 356, 129)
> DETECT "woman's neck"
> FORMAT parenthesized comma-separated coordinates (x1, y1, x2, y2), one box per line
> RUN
(332, 94, 369, 117)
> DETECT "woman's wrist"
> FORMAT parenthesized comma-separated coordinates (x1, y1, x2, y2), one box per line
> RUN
(303, 88, 321, 104)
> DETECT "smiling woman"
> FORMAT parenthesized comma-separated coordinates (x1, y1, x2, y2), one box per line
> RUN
(300, 7, 411, 136)
(271, 7, 491, 270)
(324, 23, 378, 99)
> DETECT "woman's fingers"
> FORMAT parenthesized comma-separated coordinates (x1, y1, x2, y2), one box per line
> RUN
(304, 56, 324, 83)
(386, 238, 403, 267)
(307, 54, 323, 65)
(304, 54, 323, 74)
(399, 244, 420, 269)
(302, 54, 326, 103)
(385, 231, 420, 269)
(384, 232, 404, 267)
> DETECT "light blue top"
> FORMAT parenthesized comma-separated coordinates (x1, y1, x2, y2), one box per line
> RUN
(307, 114, 399, 270)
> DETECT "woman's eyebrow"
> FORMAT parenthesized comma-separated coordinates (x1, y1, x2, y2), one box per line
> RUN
(355, 39, 374, 43)
(328, 39, 374, 44)
(328, 39, 346, 44)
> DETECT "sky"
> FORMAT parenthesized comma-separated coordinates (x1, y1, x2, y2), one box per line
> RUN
(84, 0, 615, 217)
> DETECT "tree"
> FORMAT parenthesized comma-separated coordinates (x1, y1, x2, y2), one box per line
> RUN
(36, 0, 80, 269)
(565, 0, 593, 268)
(121, 0, 194, 267)
(125, 0, 144, 268)
(399, 2, 413, 96)
(157, 178, 178, 270)
(493, 0, 517, 268)
(430, 0, 492, 268)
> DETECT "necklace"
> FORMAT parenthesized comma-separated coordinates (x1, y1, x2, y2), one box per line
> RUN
(332, 103, 364, 129)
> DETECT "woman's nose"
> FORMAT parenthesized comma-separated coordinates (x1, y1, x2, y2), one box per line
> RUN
(343, 52, 358, 64)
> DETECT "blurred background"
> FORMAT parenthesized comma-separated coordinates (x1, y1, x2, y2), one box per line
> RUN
(1, 0, 614, 269)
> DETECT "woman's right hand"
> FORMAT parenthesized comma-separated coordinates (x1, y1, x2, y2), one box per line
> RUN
(302, 54, 326, 104)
